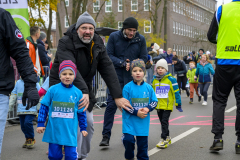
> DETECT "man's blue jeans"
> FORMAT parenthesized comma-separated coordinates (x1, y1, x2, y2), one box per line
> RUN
(0, 94, 9, 157)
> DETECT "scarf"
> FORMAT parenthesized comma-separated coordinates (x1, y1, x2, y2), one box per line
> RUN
(200, 60, 209, 67)
(190, 67, 196, 71)
(155, 73, 167, 81)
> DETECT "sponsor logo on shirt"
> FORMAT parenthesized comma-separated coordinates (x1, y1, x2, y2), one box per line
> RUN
(225, 45, 240, 52)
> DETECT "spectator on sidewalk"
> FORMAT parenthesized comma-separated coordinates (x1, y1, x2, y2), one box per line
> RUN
(183, 52, 194, 65)
(99, 16, 148, 147)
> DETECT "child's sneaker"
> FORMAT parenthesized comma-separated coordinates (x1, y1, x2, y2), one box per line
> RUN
(198, 96, 201, 102)
(236, 142, 240, 154)
(27, 138, 36, 149)
(165, 136, 171, 145)
(189, 98, 193, 104)
(22, 139, 28, 148)
(156, 139, 168, 149)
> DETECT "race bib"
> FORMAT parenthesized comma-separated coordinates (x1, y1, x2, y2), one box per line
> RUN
(52, 101, 75, 119)
(131, 98, 149, 110)
(156, 86, 170, 98)
(17, 93, 23, 104)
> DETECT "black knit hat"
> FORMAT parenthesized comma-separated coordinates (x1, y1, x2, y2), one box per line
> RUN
(199, 49, 204, 53)
(123, 17, 139, 30)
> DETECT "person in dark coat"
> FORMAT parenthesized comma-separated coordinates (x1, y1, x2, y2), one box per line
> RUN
(99, 17, 148, 147)
(172, 55, 190, 97)
(0, 8, 39, 156)
(37, 32, 52, 78)
(49, 11, 132, 160)
(183, 52, 194, 64)
(147, 43, 154, 52)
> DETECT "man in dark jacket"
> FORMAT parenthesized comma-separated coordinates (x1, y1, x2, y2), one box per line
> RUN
(0, 8, 39, 157)
(37, 31, 52, 78)
(49, 11, 132, 159)
(183, 52, 194, 64)
(99, 17, 148, 146)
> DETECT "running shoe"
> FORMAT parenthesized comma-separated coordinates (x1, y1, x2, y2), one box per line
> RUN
(156, 139, 168, 149)
(198, 96, 201, 102)
(236, 142, 240, 154)
(165, 136, 172, 145)
(210, 139, 223, 151)
(202, 101, 207, 105)
(22, 139, 28, 148)
(26, 138, 36, 149)
(189, 98, 193, 104)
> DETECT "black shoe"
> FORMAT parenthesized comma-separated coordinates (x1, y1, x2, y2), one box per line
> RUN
(210, 139, 223, 151)
(99, 134, 110, 146)
(189, 98, 193, 104)
(198, 96, 201, 102)
(236, 142, 240, 154)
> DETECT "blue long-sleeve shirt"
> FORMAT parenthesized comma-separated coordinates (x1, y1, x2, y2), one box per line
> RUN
(37, 82, 87, 147)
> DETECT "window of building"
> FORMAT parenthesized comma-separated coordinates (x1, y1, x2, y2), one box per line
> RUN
(173, 0, 175, 12)
(176, 1, 179, 13)
(105, 0, 112, 12)
(181, 23, 183, 35)
(144, 21, 151, 33)
(176, 22, 178, 34)
(180, 2, 183, 15)
(178, 2, 181, 14)
(118, 0, 123, 12)
(96, 22, 101, 28)
(144, 0, 150, 11)
(93, 0, 100, 13)
(65, 16, 69, 28)
(183, 3, 186, 16)
(173, 44, 176, 52)
(65, 0, 69, 7)
(173, 21, 175, 34)
(176, 45, 179, 55)
(118, 21, 123, 30)
(131, 0, 138, 11)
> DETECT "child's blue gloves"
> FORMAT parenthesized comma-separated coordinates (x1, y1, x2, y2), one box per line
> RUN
(176, 105, 183, 112)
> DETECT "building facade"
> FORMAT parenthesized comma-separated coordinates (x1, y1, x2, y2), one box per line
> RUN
(56, 0, 217, 56)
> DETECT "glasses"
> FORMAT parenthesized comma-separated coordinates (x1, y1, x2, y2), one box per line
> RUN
(127, 28, 137, 33)
(80, 27, 94, 32)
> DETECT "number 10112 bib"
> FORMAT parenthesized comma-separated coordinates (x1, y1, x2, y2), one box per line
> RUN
(52, 101, 75, 119)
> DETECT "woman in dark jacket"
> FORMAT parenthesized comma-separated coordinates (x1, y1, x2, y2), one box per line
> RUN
(172, 55, 190, 96)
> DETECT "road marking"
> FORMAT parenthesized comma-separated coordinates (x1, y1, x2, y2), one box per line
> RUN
(148, 127, 200, 156)
(225, 106, 237, 113)
(208, 94, 212, 98)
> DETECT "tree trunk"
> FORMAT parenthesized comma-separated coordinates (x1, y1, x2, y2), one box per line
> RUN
(62, 0, 70, 26)
(47, 7, 53, 48)
(159, 0, 166, 38)
(95, 0, 105, 22)
(56, 4, 63, 39)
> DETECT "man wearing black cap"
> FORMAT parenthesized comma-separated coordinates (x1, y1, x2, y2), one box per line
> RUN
(99, 17, 148, 146)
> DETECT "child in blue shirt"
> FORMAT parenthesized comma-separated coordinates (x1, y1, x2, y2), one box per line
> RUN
(36, 60, 88, 160)
(122, 59, 158, 160)
(9, 77, 40, 149)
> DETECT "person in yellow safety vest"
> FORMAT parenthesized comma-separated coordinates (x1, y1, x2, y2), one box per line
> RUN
(207, 0, 240, 154)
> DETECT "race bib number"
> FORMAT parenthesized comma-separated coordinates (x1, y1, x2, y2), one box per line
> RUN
(156, 86, 170, 98)
(52, 101, 75, 119)
(131, 98, 149, 110)
(17, 93, 23, 104)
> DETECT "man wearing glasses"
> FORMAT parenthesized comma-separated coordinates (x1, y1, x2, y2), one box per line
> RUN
(49, 12, 132, 160)
(99, 17, 148, 146)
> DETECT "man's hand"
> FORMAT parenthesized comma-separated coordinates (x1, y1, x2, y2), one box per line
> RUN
(137, 110, 147, 119)
(126, 59, 130, 71)
(36, 127, 45, 134)
(82, 131, 88, 137)
(48, 53, 52, 58)
(22, 87, 40, 110)
(114, 98, 133, 112)
(140, 107, 149, 114)
(78, 94, 89, 111)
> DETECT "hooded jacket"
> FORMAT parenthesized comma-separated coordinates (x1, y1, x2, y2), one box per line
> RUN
(37, 39, 51, 66)
(107, 29, 148, 89)
(49, 24, 122, 112)
(152, 73, 181, 111)
(187, 68, 198, 83)
(195, 62, 215, 83)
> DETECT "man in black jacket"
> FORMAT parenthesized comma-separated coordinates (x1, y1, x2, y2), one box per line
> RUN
(49, 11, 132, 160)
(0, 8, 39, 157)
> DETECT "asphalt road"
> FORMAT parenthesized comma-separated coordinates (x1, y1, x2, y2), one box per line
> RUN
(1, 85, 240, 160)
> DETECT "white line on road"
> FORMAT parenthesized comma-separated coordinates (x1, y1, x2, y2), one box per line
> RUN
(225, 106, 237, 113)
(148, 127, 200, 156)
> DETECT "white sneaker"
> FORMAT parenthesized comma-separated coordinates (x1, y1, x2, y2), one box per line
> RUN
(202, 101, 207, 105)
(156, 139, 168, 149)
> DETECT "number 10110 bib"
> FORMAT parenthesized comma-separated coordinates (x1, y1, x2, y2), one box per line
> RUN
(52, 101, 75, 119)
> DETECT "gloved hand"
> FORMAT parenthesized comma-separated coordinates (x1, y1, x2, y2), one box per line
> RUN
(22, 87, 40, 110)
(176, 105, 183, 112)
